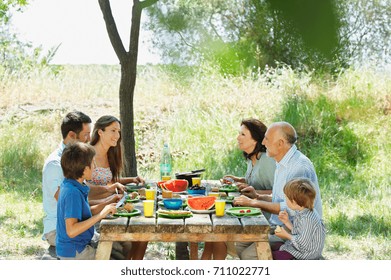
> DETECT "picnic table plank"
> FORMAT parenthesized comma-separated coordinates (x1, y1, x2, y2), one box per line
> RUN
(185, 213, 213, 233)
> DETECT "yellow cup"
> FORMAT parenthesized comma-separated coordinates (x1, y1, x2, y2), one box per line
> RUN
(145, 188, 156, 200)
(191, 177, 201, 187)
(215, 200, 226, 217)
(208, 192, 220, 198)
(143, 200, 155, 217)
(162, 175, 171, 181)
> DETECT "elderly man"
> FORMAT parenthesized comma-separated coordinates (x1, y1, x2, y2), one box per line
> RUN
(233, 121, 323, 259)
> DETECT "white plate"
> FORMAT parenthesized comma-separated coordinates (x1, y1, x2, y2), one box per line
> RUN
(189, 208, 215, 214)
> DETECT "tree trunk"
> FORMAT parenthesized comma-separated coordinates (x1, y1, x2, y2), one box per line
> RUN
(120, 2, 142, 176)
(119, 61, 137, 176)
(99, 0, 158, 177)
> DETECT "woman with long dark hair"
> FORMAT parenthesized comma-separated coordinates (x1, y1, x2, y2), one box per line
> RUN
(86, 115, 147, 260)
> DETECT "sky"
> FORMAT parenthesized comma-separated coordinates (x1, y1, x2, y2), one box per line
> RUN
(11, 0, 160, 65)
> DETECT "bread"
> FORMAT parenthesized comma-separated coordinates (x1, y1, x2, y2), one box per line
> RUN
(124, 202, 134, 212)
(275, 225, 282, 233)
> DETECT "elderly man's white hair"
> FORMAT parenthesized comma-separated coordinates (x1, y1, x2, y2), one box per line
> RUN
(270, 121, 297, 144)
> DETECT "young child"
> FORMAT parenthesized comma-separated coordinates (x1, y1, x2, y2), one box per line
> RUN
(56, 142, 117, 260)
(273, 178, 325, 260)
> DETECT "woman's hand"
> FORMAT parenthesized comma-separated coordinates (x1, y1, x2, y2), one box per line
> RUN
(108, 182, 126, 194)
(237, 184, 257, 199)
(221, 175, 236, 184)
(133, 176, 145, 185)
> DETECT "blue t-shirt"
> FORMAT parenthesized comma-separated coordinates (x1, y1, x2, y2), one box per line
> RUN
(56, 178, 94, 258)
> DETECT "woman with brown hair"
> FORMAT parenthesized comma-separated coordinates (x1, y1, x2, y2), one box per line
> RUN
(202, 118, 276, 260)
(86, 115, 147, 260)
(222, 118, 276, 194)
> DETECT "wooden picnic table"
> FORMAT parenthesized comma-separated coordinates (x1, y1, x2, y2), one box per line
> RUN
(95, 180, 272, 260)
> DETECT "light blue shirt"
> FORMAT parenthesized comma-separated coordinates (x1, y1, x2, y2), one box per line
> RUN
(269, 145, 323, 226)
(42, 142, 65, 239)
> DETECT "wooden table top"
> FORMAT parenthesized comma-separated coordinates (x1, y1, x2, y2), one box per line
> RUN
(99, 180, 270, 240)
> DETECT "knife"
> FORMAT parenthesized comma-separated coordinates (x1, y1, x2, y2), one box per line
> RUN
(115, 192, 128, 208)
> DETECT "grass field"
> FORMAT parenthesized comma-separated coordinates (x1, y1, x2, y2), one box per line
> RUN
(0, 64, 390, 260)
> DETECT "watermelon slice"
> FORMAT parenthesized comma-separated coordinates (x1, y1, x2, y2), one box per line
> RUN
(159, 179, 188, 192)
(187, 196, 216, 210)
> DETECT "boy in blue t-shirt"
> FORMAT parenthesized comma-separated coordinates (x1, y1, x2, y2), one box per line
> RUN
(56, 142, 116, 260)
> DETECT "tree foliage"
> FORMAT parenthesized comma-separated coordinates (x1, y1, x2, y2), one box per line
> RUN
(1, 0, 60, 76)
(145, 0, 390, 74)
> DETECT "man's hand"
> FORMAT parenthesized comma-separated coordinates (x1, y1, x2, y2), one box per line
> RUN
(237, 184, 257, 199)
(233, 195, 254, 207)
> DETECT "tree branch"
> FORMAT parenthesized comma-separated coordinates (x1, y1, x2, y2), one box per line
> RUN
(98, 0, 127, 62)
(140, 0, 159, 9)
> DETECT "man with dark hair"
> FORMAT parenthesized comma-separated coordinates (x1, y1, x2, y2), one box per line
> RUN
(42, 111, 93, 247)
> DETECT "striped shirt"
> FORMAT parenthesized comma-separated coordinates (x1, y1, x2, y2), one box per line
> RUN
(280, 208, 326, 259)
(269, 144, 323, 226)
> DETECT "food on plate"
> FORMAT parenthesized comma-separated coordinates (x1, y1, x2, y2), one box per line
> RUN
(123, 202, 134, 212)
(117, 202, 135, 213)
(138, 187, 146, 197)
(211, 186, 220, 192)
(275, 225, 282, 233)
(187, 196, 216, 210)
(158, 209, 191, 216)
(162, 189, 173, 198)
(220, 184, 239, 191)
(219, 192, 227, 197)
(159, 179, 188, 192)
(129, 191, 139, 199)
(240, 210, 245, 213)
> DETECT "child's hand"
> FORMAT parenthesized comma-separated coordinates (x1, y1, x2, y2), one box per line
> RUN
(278, 210, 289, 224)
(274, 226, 291, 240)
(101, 203, 117, 218)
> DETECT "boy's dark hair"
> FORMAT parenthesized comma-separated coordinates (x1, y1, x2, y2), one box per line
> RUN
(61, 111, 92, 139)
(283, 178, 316, 210)
(61, 142, 95, 180)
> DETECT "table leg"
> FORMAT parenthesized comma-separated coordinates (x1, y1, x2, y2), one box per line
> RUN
(95, 241, 113, 260)
(189, 242, 199, 260)
(255, 242, 272, 260)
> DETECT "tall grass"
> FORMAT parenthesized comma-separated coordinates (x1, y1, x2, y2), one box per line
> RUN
(0, 64, 390, 259)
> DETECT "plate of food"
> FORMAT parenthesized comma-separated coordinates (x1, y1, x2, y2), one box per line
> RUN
(157, 209, 193, 219)
(220, 196, 235, 204)
(113, 208, 141, 217)
(189, 208, 215, 214)
(219, 184, 239, 192)
(125, 191, 140, 203)
(226, 207, 261, 217)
